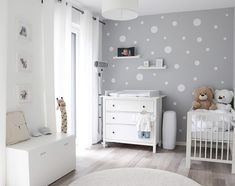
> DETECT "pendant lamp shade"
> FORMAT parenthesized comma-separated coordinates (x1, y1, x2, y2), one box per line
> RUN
(102, 0, 138, 21)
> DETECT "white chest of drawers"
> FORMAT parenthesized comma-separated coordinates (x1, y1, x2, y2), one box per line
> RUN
(102, 96, 164, 153)
(6, 133, 76, 186)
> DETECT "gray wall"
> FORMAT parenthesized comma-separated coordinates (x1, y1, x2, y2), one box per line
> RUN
(102, 8, 234, 142)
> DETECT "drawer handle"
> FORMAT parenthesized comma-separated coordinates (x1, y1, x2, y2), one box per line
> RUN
(112, 104, 115, 107)
(112, 117, 115, 120)
(40, 152, 47, 156)
(142, 105, 146, 108)
(64, 142, 69, 146)
(112, 131, 115, 134)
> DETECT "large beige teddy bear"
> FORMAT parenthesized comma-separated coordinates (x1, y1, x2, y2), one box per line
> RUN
(192, 86, 217, 110)
(214, 89, 234, 112)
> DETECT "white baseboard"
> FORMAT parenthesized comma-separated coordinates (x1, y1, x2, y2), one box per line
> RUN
(176, 141, 186, 146)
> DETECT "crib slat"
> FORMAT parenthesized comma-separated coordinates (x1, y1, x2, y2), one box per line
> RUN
(221, 116, 224, 160)
(199, 115, 202, 158)
(194, 119, 197, 157)
(226, 118, 230, 161)
(205, 115, 207, 158)
(216, 121, 219, 160)
(210, 120, 213, 159)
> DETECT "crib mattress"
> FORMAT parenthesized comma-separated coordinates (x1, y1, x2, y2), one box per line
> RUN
(191, 131, 234, 142)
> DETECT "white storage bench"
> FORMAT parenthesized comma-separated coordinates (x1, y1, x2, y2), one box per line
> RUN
(6, 133, 76, 186)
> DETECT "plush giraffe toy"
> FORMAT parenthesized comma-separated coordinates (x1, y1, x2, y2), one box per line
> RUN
(56, 97, 67, 133)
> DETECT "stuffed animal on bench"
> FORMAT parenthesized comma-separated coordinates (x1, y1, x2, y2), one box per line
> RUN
(56, 97, 67, 133)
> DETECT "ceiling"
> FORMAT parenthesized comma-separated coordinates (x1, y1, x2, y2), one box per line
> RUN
(75, 0, 235, 17)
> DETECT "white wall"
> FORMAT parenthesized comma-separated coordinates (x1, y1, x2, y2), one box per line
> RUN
(0, 0, 8, 184)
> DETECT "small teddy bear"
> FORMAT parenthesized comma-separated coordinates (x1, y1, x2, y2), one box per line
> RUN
(192, 86, 217, 110)
(214, 89, 234, 112)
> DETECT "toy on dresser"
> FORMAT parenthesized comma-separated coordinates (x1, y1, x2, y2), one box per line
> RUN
(56, 97, 67, 133)
(214, 89, 234, 112)
(192, 86, 217, 110)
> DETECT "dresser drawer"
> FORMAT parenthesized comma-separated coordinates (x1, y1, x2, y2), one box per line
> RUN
(105, 100, 154, 112)
(106, 112, 136, 125)
(105, 124, 153, 143)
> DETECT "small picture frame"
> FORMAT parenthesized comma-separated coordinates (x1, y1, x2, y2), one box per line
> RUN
(16, 51, 32, 72)
(17, 20, 31, 41)
(17, 85, 32, 103)
(143, 60, 150, 67)
(118, 47, 135, 57)
(156, 58, 164, 67)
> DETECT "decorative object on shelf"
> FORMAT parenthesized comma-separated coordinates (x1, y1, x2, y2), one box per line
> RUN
(143, 60, 150, 67)
(102, 0, 139, 21)
(17, 20, 31, 41)
(113, 55, 140, 60)
(16, 51, 32, 72)
(118, 47, 135, 57)
(156, 58, 164, 68)
(56, 97, 68, 133)
(17, 84, 32, 103)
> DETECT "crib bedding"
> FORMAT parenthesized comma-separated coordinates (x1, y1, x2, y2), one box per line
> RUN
(191, 131, 233, 141)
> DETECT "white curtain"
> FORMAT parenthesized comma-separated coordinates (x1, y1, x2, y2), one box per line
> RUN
(76, 10, 101, 148)
(54, 1, 72, 133)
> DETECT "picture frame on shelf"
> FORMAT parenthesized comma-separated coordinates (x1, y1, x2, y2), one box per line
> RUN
(156, 58, 164, 67)
(118, 47, 135, 57)
(17, 20, 32, 41)
(16, 51, 32, 72)
(17, 85, 32, 104)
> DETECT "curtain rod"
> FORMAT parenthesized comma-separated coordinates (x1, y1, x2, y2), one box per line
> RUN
(72, 6, 106, 25)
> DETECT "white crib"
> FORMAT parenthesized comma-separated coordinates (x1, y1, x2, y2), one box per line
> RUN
(186, 109, 235, 173)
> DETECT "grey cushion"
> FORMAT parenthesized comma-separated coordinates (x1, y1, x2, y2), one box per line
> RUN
(6, 111, 30, 145)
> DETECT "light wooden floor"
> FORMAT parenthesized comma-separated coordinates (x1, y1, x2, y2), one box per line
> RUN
(50, 143, 235, 186)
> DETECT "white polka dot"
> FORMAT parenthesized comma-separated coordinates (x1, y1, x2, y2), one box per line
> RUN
(172, 21, 178, 26)
(151, 26, 158, 33)
(173, 102, 177, 106)
(196, 37, 202, 43)
(160, 16, 164, 19)
(186, 50, 190, 54)
(164, 46, 172, 54)
(177, 84, 186, 92)
(223, 37, 227, 41)
(119, 35, 126, 42)
(153, 73, 157, 77)
(128, 26, 131, 30)
(224, 56, 227, 60)
(214, 66, 218, 71)
(114, 23, 118, 26)
(194, 60, 200, 66)
(193, 77, 198, 81)
(102, 79, 105, 83)
(136, 73, 143, 81)
(206, 48, 210, 52)
(140, 21, 144, 24)
(174, 64, 180, 69)
(221, 81, 224, 84)
(183, 116, 187, 120)
(151, 51, 155, 55)
(109, 47, 114, 52)
(112, 64, 115, 68)
(125, 66, 129, 70)
(111, 78, 116, 83)
(193, 18, 202, 26)
(146, 38, 150, 42)
(182, 36, 186, 40)
(134, 41, 137, 45)
(125, 82, 129, 85)
(163, 36, 167, 40)
(225, 13, 229, 17)
(214, 25, 218, 29)
(106, 32, 110, 36)
(164, 81, 169, 85)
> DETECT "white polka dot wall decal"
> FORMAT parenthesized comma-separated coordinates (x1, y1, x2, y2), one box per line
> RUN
(140, 21, 144, 24)
(182, 36, 186, 40)
(119, 35, 126, 42)
(153, 73, 157, 77)
(164, 81, 169, 85)
(213, 66, 218, 71)
(214, 25, 218, 29)
(163, 36, 167, 40)
(196, 37, 202, 43)
(146, 38, 150, 42)
(224, 56, 227, 60)
(172, 21, 178, 26)
(221, 81, 224, 84)
(109, 47, 114, 52)
(125, 82, 129, 85)
(183, 116, 187, 120)
(151, 51, 155, 55)
(106, 32, 110, 36)
(206, 48, 210, 52)
(114, 23, 118, 26)
(102, 79, 105, 82)
(128, 26, 131, 30)
(164, 46, 172, 54)
(223, 37, 227, 41)
(151, 26, 158, 33)
(174, 64, 180, 69)
(177, 84, 186, 92)
(133, 41, 137, 45)
(136, 73, 143, 81)
(173, 102, 177, 106)
(186, 50, 190, 54)
(111, 78, 116, 83)
(161, 16, 164, 19)
(193, 77, 198, 81)
(125, 66, 129, 70)
(225, 13, 229, 17)
(193, 18, 202, 26)
(194, 60, 200, 66)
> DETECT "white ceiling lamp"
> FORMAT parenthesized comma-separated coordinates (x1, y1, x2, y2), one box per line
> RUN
(102, 0, 139, 21)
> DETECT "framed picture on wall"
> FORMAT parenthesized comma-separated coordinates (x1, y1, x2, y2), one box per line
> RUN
(17, 20, 32, 41)
(16, 51, 32, 72)
(17, 85, 32, 103)
(118, 47, 135, 57)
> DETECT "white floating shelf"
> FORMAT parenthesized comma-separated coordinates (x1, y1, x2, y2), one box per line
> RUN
(137, 65, 167, 70)
(113, 55, 141, 59)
